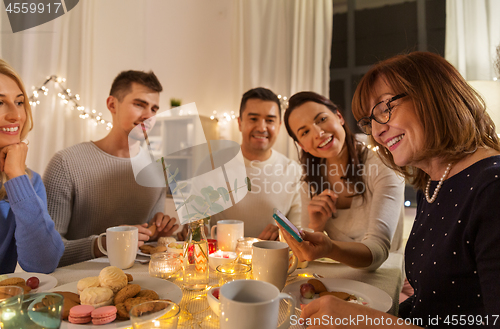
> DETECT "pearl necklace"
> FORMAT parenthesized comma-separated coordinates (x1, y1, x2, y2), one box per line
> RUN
(424, 163, 452, 203)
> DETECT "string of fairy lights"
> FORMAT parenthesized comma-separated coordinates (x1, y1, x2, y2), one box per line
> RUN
(209, 94, 289, 124)
(28, 75, 113, 130)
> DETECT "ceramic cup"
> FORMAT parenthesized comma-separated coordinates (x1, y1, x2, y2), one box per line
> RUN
(252, 241, 298, 291)
(97, 226, 138, 269)
(210, 220, 244, 251)
(220, 279, 295, 329)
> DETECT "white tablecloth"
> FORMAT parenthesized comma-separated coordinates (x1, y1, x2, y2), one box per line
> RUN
(48, 252, 404, 329)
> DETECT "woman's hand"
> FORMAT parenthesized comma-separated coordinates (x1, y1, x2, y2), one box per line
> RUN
(300, 295, 403, 328)
(308, 189, 338, 232)
(0, 142, 28, 180)
(276, 223, 333, 261)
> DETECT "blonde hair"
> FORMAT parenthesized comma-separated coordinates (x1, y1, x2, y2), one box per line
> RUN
(352, 51, 500, 190)
(0, 59, 33, 199)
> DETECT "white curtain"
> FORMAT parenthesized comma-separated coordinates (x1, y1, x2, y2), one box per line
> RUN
(232, 0, 333, 158)
(445, 0, 500, 80)
(0, 1, 100, 174)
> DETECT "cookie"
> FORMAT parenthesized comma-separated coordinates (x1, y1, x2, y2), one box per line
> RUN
(125, 273, 133, 282)
(148, 223, 157, 236)
(124, 297, 154, 312)
(150, 246, 167, 254)
(139, 245, 154, 254)
(77, 276, 100, 294)
(0, 277, 25, 286)
(80, 287, 114, 308)
(52, 291, 81, 320)
(114, 284, 141, 304)
(136, 289, 159, 300)
(19, 284, 32, 294)
(115, 303, 129, 319)
(319, 291, 352, 300)
(307, 279, 327, 294)
(99, 266, 128, 293)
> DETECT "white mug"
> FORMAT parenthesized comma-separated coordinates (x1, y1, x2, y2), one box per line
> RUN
(210, 220, 244, 251)
(252, 241, 298, 291)
(220, 279, 295, 329)
(97, 226, 138, 269)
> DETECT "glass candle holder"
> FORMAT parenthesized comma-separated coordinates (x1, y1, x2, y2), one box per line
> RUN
(0, 286, 24, 327)
(234, 237, 260, 265)
(207, 239, 218, 254)
(130, 300, 180, 329)
(149, 252, 183, 279)
(216, 263, 251, 285)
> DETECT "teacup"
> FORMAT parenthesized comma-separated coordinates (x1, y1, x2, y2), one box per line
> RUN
(210, 220, 244, 251)
(252, 241, 297, 291)
(220, 279, 295, 329)
(97, 226, 138, 269)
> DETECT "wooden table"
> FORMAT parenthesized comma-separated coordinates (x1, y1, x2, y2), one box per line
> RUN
(49, 252, 404, 328)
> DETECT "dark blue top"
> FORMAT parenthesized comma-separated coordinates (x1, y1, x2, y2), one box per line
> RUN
(0, 172, 64, 274)
(400, 156, 500, 328)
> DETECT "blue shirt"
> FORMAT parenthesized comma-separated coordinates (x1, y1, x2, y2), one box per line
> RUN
(0, 171, 64, 274)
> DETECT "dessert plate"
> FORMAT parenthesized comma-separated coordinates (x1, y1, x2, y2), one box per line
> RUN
(4, 272, 58, 293)
(283, 278, 392, 312)
(51, 276, 182, 329)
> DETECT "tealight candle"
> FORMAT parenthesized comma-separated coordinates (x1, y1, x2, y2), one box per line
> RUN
(149, 252, 182, 279)
(235, 237, 260, 265)
(215, 263, 251, 285)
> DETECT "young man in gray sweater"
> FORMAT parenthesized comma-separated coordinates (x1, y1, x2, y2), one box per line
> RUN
(43, 70, 178, 267)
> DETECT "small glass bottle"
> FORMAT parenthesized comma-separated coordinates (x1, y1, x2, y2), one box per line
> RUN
(183, 219, 209, 290)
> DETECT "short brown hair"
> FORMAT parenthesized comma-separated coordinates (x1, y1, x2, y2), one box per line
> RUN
(352, 51, 500, 190)
(109, 70, 162, 101)
(240, 87, 281, 119)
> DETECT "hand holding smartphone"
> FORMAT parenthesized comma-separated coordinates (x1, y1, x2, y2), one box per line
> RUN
(273, 208, 303, 242)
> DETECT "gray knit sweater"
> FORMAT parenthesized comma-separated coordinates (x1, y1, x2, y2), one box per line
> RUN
(43, 142, 165, 267)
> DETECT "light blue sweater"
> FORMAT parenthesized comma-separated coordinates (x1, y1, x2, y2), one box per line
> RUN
(0, 172, 64, 274)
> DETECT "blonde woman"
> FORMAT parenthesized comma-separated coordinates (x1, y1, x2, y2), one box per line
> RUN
(0, 59, 64, 274)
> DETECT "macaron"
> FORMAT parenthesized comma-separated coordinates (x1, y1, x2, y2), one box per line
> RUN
(91, 305, 117, 325)
(68, 305, 95, 324)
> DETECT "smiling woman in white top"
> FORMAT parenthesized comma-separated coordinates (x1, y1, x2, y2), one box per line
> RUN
(282, 91, 404, 271)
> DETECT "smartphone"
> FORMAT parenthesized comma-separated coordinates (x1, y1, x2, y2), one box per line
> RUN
(273, 208, 303, 242)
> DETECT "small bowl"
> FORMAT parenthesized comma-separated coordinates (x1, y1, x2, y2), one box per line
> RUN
(167, 242, 185, 256)
(207, 287, 221, 317)
(208, 251, 237, 270)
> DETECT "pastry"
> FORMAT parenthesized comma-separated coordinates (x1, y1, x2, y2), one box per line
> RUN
(148, 223, 157, 236)
(136, 289, 159, 300)
(0, 277, 25, 286)
(91, 305, 117, 325)
(77, 276, 100, 294)
(157, 236, 176, 247)
(98, 266, 128, 293)
(124, 297, 154, 312)
(80, 287, 114, 308)
(52, 291, 80, 320)
(307, 279, 327, 293)
(115, 303, 129, 319)
(150, 246, 167, 254)
(139, 245, 154, 254)
(114, 284, 141, 304)
(125, 273, 133, 282)
(68, 305, 94, 324)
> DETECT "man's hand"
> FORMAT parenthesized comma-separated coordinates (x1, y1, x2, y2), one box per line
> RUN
(308, 189, 337, 232)
(177, 224, 189, 241)
(147, 212, 179, 240)
(257, 224, 280, 241)
(0, 143, 28, 180)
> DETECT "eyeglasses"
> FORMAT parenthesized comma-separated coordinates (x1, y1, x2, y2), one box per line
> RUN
(357, 93, 407, 135)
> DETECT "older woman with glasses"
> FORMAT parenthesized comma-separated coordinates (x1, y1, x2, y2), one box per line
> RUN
(281, 51, 500, 328)
(280, 91, 405, 271)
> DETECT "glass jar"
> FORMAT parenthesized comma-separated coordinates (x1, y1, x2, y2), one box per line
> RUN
(149, 252, 182, 279)
(183, 219, 209, 290)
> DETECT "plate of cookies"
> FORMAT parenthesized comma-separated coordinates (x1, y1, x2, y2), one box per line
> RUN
(138, 237, 184, 257)
(50, 266, 183, 328)
(0, 272, 58, 293)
